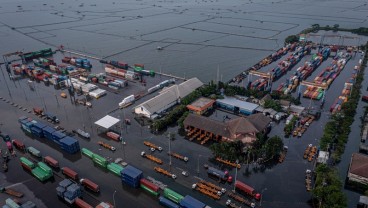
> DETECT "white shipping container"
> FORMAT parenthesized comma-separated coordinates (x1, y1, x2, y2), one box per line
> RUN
(89, 89, 106, 99)
(119, 95, 135, 107)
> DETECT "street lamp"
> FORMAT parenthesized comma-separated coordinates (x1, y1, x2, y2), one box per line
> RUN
(233, 159, 239, 192)
(197, 154, 202, 175)
(168, 134, 172, 171)
(113, 190, 117, 207)
(260, 188, 267, 207)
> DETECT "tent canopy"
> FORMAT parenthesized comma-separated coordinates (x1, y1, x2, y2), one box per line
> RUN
(94, 115, 120, 129)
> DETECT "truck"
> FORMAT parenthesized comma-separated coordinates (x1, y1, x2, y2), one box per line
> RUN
(72, 129, 90, 139)
(235, 181, 261, 200)
(45, 113, 60, 123)
(33, 107, 44, 116)
(80, 178, 100, 193)
(106, 131, 121, 141)
(62, 167, 79, 181)
(12, 139, 25, 151)
(207, 167, 232, 183)
(44, 156, 59, 168)
(119, 95, 135, 108)
(98, 141, 116, 151)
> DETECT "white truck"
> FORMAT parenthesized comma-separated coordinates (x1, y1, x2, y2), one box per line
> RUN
(119, 95, 135, 108)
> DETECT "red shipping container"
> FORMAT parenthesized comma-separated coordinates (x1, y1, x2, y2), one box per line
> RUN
(44, 156, 59, 168)
(140, 178, 159, 192)
(75, 198, 93, 208)
(62, 167, 78, 180)
(21, 163, 32, 172)
(12, 139, 25, 150)
(106, 132, 121, 141)
(80, 178, 100, 192)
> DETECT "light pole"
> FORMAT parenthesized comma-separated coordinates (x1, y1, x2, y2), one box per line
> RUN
(168, 134, 172, 171)
(113, 190, 117, 208)
(260, 188, 267, 207)
(233, 159, 239, 192)
(197, 155, 202, 175)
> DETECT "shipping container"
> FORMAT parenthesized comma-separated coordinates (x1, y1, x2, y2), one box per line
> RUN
(81, 148, 94, 158)
(163, 188, 184, 204)
(140, 178, 159, 192)
(159, 196, 180, 208)
(12, 139, 25, 151)
(44, 156, 59, 168)
(140, 184, 159, 197)
(179, 195, 206, 208)
(80, 178, 100, 192)
(62, 167, 79, 180)
(37, 162, 53, 175)
(106, 131, 121, 141)
(20, 157, 35, 169)
(121, 165, 143, 188)
(27, 147, 41, 157)
(235, 181, 261, 200)
(75, 198, 93, 208)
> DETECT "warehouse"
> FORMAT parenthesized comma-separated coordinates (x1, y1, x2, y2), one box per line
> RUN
(216, 96, 259, 115)
(183, 113, 271, 145)
(134, 78, 203, 119)
(347, 153, 368, 186)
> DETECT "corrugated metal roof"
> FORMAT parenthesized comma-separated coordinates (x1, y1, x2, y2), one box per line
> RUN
(216, 96, 259, 112)
(136, 78, 203, 115)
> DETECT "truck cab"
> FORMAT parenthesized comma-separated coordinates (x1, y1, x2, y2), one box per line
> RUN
(45, 113, 59, 123)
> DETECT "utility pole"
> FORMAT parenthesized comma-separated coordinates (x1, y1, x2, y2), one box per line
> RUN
(168, 133, 172, 171)
(233, 159, 239, 192)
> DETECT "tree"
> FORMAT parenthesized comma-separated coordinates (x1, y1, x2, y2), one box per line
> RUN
(262, 136, 284, 160)
(333, 24, 340, 32)
(264, 99, 282, 112)
(312, 24, 320, 32)
(285, 35, 299, 44)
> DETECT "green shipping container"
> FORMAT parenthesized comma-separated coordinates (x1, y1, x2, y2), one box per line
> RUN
(92, 154, 108, 164)
(107, 167, 121, 176)
(37, 162, 53, 175)
(93, 160, 107, 168)
(141, 184, 159, 197)
(81, 148, 94, 158)
(32, 167, 51, 181)
(107, 163, 123, 176)
(163, 188, 183, 204)
(20, 157, 35, 169)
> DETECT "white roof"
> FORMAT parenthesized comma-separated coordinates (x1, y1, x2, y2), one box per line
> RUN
(94, 115, 120, 129)
(216, 96, 259, 111)
(136, 78, 203, 115)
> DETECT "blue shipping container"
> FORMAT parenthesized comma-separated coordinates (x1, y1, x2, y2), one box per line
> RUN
(159, 196, 180, 208)
(33, 122, 47, 131)
(121, 165, 143, 188)
(43, 126, 56, 140)
(52, 131, 66, 141)
(31, 127, 43, 138)
(179, 195, 206, 208)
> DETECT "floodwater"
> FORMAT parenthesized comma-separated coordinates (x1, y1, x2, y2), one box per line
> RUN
(0, 0, 368, 207)
(0, 0, 367, 83)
